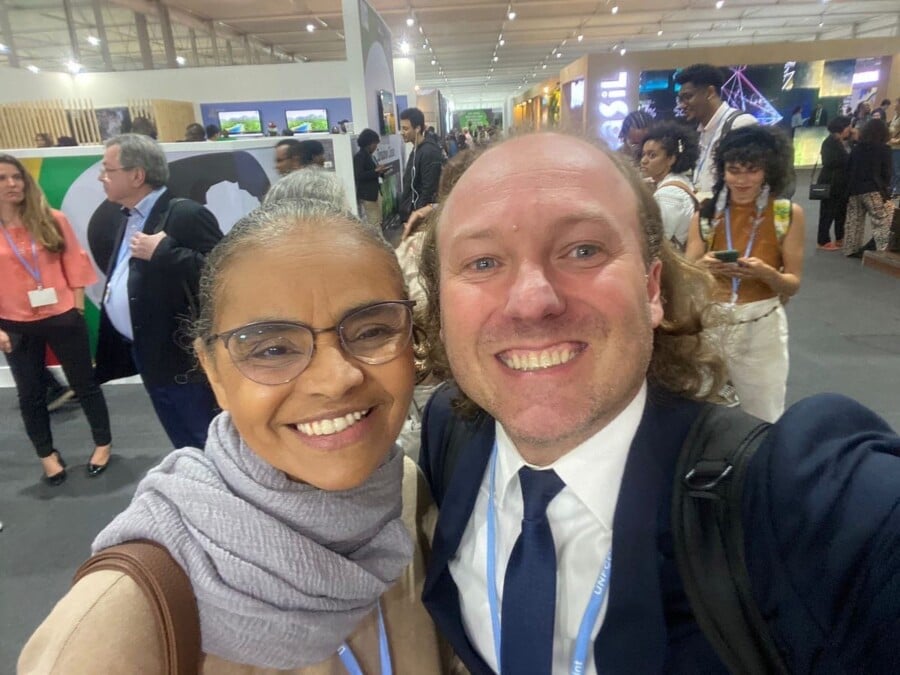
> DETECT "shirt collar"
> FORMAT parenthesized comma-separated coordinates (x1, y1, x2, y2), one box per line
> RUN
(494, 382, 647, 530)
(130, 186, 167, 220)
(699, 101, 731, 133)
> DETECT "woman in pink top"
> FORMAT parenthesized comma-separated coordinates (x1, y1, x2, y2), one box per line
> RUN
(0, 155, 112, 486)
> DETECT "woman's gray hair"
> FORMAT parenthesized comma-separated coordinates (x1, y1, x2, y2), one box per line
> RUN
(105, 133, 170, 188)
(264, 168, 349, 211)
(192, 198, 401, 347)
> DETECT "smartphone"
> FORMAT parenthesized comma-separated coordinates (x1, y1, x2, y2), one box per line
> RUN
(713, 249, 739, 263)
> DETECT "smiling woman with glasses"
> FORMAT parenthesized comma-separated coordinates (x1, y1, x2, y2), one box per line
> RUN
(20, 196, 447, 673)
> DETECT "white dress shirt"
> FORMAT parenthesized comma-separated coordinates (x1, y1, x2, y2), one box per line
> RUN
(449, 383, 647, 675)
(104, 187, 165, 340)
(693, 102, 757, 200)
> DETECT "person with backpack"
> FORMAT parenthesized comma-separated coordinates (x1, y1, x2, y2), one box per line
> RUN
(674, 63, 757, 202)
(640, 121, 701, 252)
(20, 195, 447, 674)
(414, 131, 899, 674)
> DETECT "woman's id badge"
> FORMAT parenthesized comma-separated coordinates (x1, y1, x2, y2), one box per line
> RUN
(27, 287, 58, 308)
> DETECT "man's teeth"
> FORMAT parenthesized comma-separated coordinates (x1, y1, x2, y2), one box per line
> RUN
(296, 410, 367, 436)
(502, 348, 577, 372)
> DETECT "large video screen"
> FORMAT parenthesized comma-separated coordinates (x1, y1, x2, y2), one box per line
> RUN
(217, 110, 263, 136)
(285, 109, 329, 133)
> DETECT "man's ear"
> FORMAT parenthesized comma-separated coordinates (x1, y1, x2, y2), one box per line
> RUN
(646, 259, 664, 329)
(196, 340, 229, 411)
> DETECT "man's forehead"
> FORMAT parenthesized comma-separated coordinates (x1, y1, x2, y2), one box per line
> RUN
(445, 135, 622, 207)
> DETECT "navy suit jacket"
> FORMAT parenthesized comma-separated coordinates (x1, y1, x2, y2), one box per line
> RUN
(419, 385, 900, 674)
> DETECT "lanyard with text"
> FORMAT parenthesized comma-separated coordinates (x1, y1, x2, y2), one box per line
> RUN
(336, 601, 392, 675)
(724, 197, 766, 305)
(1, 226, 43, 286)
(486, 443, 614, 675)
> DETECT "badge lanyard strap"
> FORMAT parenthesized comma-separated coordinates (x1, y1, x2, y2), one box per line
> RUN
(724, 203, 765, 305)
(1, 226, 43, 288)
(336, 601, 392, 675)
(486, 443, 614, 675)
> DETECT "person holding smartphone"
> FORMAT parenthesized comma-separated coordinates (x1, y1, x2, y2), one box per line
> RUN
(0, 155, 112, 485)
(685, 126, 805, 423)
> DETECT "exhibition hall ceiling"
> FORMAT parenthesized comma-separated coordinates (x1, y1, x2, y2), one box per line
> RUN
(0, 0, 897, 106)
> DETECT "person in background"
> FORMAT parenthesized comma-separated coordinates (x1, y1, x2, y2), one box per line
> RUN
(55, 136, 78, 147)
(398, 107, 443, 238)
(640, 121, 701, 252)
(790, 106, 805, 138)
(353, 128, 388, 229)
(205, 124, 221, 141)
(888, 97, 900, 197)
(815, 115, 853, 251)
(843, 118, 895, 257)
(618, 110, 654, 166)
(674, 63, 757, 201)
(0, 154, 112, 485)
(851, 101, 871, 129)
(127, 116, 158, 139)
(184, 123, 207, 142)
(34, 133, 53, 148)
(20, 197, 446, 674)
(808, 101, 828, 127)
(95, 134, 222, 449)
(275, 138, 303, 176)
(298, 140, 327, 168)
(686, 126, 804, 423)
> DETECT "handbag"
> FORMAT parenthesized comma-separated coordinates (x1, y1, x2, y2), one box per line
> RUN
(73, 540, 201, 674)
(808, 155, 831, 200)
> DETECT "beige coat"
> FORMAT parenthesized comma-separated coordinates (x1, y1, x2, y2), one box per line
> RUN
(19, 457, 452, 674)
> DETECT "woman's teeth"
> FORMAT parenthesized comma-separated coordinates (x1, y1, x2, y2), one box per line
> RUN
(296, 410, 368, 436)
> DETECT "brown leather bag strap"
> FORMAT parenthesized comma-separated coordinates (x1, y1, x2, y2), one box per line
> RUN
(73, 539, 201, 674)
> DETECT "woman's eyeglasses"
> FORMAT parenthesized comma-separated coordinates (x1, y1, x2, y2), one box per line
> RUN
(205, 300, 416, 385)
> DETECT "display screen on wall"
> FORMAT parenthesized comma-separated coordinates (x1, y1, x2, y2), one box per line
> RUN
(217, 110, 263, 136)
(285, 109, 329, 133)
(570, 80, 585, 108)
(378, 90, 396, 135)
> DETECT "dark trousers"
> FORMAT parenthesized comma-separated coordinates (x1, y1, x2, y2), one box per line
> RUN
(817, 194, 848, 245)
(143, 380, 218, 449)
(2, 310, 112, 458)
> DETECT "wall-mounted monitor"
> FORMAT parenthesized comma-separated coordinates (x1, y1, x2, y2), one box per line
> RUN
(378, 90, 396, 135)
(285, 109, 329, 133)
(217, 110, 263, 136)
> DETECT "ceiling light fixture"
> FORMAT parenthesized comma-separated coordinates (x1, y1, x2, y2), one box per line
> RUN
(620, 47, 627, 55)
(493, 55, 499, 62)
(431, 58, 436, 65)
(499, 38, 505, 46)
(176, 55, 186, 65)
(306, 23, 315, 32)
(0, 43, 8, 52)
(556, 52, 562, 58)
(65, 59, 82, 74)
(542, 63, 547, 69)
(400, 40, 410, 54)
(508, 6, 516, 20)
(611, 5, 619, 14)
(657, 28, 663, 36)
(715, 0, 724, 8)
(27, 64, 40, 73)
(406, 17, 415, 26)
(87, 35, 101, 46)
(577, 33, 584, 42)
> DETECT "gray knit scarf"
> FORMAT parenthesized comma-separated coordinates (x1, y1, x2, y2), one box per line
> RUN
(93, 412, 413, 669)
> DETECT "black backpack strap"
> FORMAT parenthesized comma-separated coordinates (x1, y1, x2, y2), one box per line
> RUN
(672, 403, 789, 675)
(721, 109, 745, 138)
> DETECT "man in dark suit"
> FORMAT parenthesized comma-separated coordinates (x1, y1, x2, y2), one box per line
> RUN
(416, 133, 900, 673)
(96, 133, 223, 448)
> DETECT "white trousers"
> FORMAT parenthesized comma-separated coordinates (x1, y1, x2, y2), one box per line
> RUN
(709, 297, 789, 423)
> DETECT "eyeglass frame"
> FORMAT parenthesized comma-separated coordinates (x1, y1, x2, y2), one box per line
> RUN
(203, 299, 417, 385)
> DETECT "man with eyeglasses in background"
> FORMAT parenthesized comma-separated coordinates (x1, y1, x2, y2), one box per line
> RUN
(674, 64, 757, 202)
(95, 133, 223, 449)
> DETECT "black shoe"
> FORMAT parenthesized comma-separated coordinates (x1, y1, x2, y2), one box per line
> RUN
(87, 452, 111, 478)
(42, 468, 67, 487)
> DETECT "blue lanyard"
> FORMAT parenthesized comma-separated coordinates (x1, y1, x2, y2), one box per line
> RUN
(486, 443, 613, 675)
(1, 225, 43, 286)
(336, 601, 392, 675)
(723, 203, 765, 304)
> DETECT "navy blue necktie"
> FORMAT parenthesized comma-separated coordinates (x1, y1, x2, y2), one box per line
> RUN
(501, 466, 566, 674)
